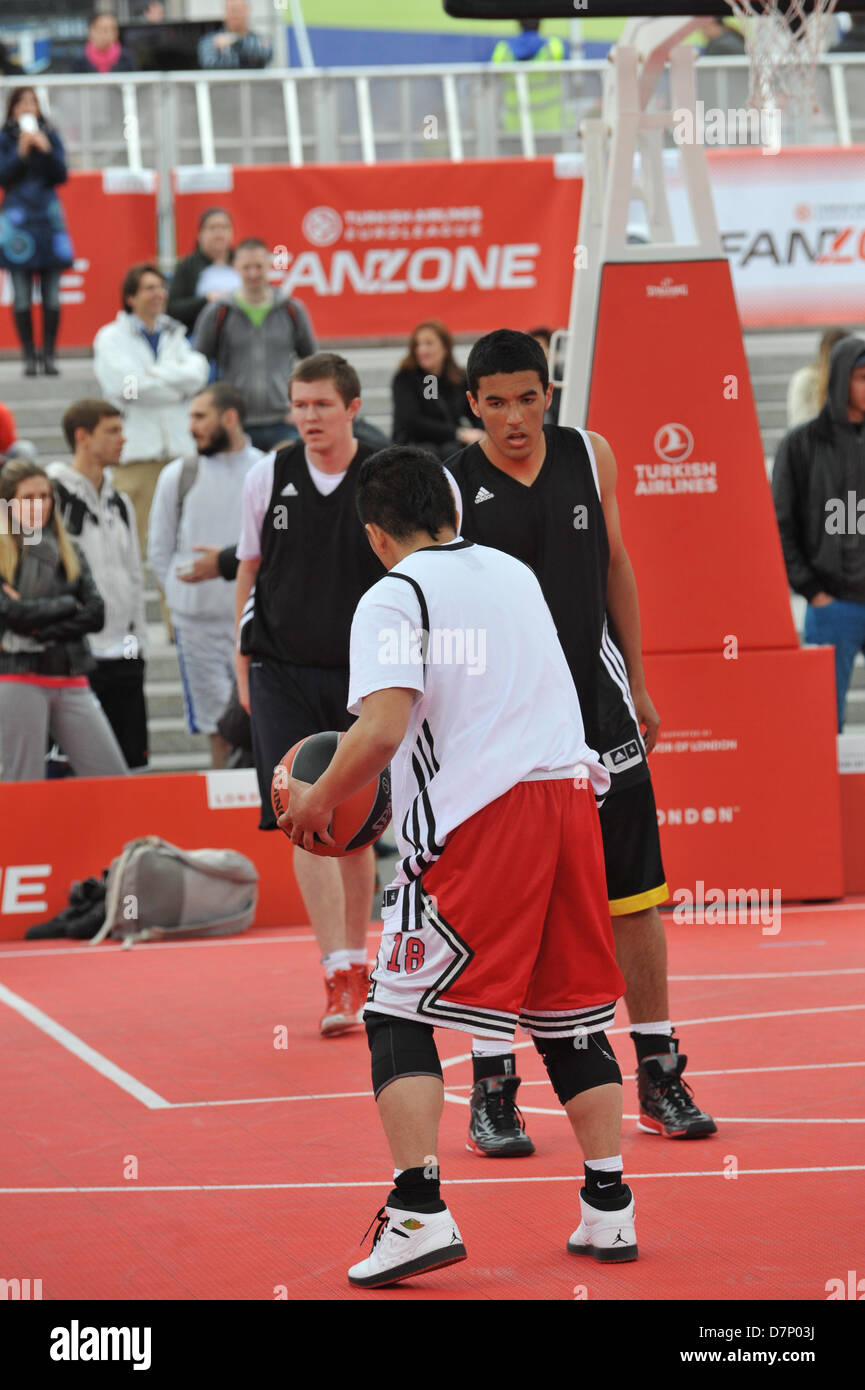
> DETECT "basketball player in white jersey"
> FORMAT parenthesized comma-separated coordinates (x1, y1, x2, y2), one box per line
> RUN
(278, 446, 640, 1289)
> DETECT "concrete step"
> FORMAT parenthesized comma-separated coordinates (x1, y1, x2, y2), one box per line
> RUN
(145, 680, 185, 718)
(146, 716, 210, 754)
(147, 751, 212, 772)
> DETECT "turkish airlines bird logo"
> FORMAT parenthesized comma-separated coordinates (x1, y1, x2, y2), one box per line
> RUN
(653, 423, 694, 463)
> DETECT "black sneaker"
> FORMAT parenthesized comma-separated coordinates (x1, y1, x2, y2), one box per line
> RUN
(637, 1052, 717, 1139)
(466, 1075, 535, 1157)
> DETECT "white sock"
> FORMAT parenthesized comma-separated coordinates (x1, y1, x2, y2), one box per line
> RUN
(629, 1020, 673, 1036)
(585, 1155, 623, 1174)
(321, 949, 352, 979)
(393, 1168, 404, 1181)
(471, 1036, 513, 1057)
(346, 949, 367, 967)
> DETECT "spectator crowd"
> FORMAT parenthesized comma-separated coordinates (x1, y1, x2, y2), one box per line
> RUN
(0, 173, 863, 774)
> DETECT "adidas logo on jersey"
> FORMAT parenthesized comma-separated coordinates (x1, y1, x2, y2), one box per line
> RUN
(280, 482, 299, 497)
(474, 487, 495, 504)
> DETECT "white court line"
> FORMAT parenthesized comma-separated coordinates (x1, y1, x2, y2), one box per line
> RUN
(669, 968, 865, 981)
(449, 1060, 865, 1088)
(168, 1060, 865, 1109)
(439, 1002, 865, 1070)
(0, 934, 319, 960)
(169, 1090, 372, 1108)
(2, 1164, 863, 1195)
(0, 896, 862, 961)
(444, 1099, 865, 1122)
(4, 986, 862, 1113)
(0, 981, 170, 1110)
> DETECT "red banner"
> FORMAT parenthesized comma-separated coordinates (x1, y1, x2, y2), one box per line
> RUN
(588, 259, 797, 655)
(173, 158, 582, 339)
(0, 771, 304, 941)
(644, 647, 843, 904)
(0, 171, 158, 353)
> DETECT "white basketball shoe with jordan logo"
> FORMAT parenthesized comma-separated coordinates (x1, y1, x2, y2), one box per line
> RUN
(567, 1188, 638, 1262)
(348, 1203, 467, 1288)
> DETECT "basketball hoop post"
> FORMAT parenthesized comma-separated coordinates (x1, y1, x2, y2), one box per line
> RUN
(559, 18, 721, 426)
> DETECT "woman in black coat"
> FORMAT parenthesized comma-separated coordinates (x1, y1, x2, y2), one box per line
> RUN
(167, 206, 240, 334)
(0, 87, 74, 375)
(392, 320, 483, 462)
(0, 461, 127, 782)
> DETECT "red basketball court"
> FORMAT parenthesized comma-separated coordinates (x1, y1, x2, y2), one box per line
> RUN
(1, 901, 862, 1302)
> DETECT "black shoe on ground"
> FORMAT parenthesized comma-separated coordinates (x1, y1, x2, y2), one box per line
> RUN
(467, 1075, 536, 1156)
(25, 877, 107, 940)
(637, 1051, 717, 1138)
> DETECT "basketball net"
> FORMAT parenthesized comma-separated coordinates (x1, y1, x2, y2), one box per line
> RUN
(723, 0, 838, 115)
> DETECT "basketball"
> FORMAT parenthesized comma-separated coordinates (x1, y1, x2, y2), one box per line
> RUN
(271, 731, 392, 857)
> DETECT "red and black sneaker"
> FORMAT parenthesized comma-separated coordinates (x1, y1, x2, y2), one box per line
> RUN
(467, 1075, 536, 1156)
(637, 1051, 717, 1139)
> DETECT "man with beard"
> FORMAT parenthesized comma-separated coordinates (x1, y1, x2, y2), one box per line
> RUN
(147, 382, 261, 767)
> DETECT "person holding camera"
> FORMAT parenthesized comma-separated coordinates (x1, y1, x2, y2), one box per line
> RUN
(0, 87, 74, 377)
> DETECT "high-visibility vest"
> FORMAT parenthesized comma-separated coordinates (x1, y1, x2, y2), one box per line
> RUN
(491, 36, 567, 134)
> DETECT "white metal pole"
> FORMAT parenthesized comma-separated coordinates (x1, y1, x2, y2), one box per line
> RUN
(288, 0, 315, 70)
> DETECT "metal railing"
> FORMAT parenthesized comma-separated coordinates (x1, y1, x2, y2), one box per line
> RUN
(1, 57, 862, 265)
(1, 54, 862, 178)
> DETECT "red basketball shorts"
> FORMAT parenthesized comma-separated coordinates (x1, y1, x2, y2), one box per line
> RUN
(367, 778, 625, 1041)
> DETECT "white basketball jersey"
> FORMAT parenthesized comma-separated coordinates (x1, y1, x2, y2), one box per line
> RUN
(347, 539, 610, 886)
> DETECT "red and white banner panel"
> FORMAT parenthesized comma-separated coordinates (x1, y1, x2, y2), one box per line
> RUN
(644, 647, 844, 905)
(587, 258, 797, 655)
(173, 158, 583, 339)
(0, 771, 304, 942)
(673, 146, 865, 327)
(0, 171, 158, 354)
(1, 150, 862, 348)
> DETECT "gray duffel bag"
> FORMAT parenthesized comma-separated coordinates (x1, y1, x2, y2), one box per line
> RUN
(89, 836, 259, 948)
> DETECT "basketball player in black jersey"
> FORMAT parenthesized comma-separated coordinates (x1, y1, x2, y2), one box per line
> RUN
(449, 330, 716, 1149)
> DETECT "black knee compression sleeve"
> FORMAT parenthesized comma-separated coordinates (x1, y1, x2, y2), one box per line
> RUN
(533, 1030, 622, 1105)
(366, 1011, 443, 1099)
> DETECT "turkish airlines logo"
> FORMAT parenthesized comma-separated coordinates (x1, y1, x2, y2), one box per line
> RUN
(654, 423, 694, 464)
(302, 206, 343, 247)
(645, 275, 688, 298)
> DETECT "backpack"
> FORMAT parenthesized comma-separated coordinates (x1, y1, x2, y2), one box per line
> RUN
(212, 297, 306, 377)
(89, 836, 259, 948)
(174, 452, 200, 552)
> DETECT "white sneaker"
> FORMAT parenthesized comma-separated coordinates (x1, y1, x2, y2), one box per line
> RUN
(348, 1203, 467, 1288)
(567, 1188, 638, 1262)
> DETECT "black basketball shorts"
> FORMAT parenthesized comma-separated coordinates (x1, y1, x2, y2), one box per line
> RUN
(597, 775, 668, 916)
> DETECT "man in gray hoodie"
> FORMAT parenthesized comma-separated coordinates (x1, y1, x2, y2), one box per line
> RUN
(191, 238, 316, 453)
(772, 334, 865, 730)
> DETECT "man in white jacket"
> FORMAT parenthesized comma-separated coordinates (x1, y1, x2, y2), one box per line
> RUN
(48, 399, 148, 770)
(93, 263, 209, 559)
(147, 383, 262, 767)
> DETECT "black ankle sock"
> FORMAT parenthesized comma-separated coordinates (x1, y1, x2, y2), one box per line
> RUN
(389, 1165, 446, 1214)
(631, 1031, 677, 1064)
(472, 1052, 516, 1083)
(582, 1167, 631, 1211)
(583, 1163, 627, 1201)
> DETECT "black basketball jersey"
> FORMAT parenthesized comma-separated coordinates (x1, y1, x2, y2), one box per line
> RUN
(242, 441, 384, 668)
(450, 425, 649, 792)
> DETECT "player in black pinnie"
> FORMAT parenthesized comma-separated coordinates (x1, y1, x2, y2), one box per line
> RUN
(448, 329, 716, 1151)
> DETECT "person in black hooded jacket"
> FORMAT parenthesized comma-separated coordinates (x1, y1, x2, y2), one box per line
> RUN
(772, 333, 865, 730)
(0, 460, 128, 781)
